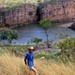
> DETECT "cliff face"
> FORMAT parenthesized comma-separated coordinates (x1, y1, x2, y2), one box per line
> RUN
(40, 0, 75, 22)
(4, 4, 37, 27)
(0, 0, 75, 27)
(0, 13, 3, 24)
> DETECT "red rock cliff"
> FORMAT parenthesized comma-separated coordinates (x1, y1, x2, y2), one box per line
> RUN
(40, 0, 75, 22)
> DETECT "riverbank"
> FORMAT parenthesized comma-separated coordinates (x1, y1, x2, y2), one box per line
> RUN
(0, 37, 73, 57)
(57, 22, 73, 28)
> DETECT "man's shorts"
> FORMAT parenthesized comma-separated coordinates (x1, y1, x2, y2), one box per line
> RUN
(29, 66, 34, 69)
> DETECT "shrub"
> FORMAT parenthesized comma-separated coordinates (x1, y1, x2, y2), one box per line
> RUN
(57, 38, 75, 61)
(35, 53, 49, 59)
(0, 45, 28, 56)
(31, 37, 42, 44)
(1, 28, 18, 44)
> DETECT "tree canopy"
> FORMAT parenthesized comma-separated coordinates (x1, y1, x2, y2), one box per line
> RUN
(39, 19, 51, 30)
(1, 28, 18, 44)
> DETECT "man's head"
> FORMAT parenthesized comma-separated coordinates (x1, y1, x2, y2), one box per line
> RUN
(28, 46, 35, 52)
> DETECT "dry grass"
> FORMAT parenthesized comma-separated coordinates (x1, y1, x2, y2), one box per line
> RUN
(0, 53, 75, 75)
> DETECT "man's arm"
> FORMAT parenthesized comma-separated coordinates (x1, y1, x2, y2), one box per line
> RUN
(24, 54, 28, 65)
(24, 58, 28, 65)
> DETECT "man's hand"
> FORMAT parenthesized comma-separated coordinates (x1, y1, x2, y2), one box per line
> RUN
(25, 59, 28, 65)
(25, 62, 27, 65)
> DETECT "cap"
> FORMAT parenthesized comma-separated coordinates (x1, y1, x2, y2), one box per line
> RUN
(28, 46, 35, 51)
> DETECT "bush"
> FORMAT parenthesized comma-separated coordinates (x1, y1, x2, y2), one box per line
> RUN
(1, 28, 18, 44)
(35, 53, 49, 59)
(0, 47, 8, 55)
(57, 38, 75, 61)
(0, 45, 28, 56)
(35, 51, 62, 61)
(31, 37, 42, 44)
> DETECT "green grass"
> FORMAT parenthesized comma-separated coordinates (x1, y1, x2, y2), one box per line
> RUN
(0, 45, 29, 56)
(0, 0, 38, 8)
(35, 53, 50, 59)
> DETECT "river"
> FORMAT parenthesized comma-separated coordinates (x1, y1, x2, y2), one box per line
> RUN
(0, 23, 75, 45)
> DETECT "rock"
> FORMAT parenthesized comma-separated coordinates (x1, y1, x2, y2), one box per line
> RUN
(70, 22, 75, 30)
(4, 4, 37, 27)
(40, 1, 75, 22)
(40, 56, 46, 61)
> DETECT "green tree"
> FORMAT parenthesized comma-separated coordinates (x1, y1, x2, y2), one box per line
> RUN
(39, 19, 51, 48)
(1, 28, 18, 44)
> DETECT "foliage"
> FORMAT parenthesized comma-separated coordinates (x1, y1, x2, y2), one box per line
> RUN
(0, 45, 28, 56)
(35, 53, 49, 59)
(39, 19, 51, 30)
(1, 28, 18, 44)
(31, 37, 42, 44)
(49, 51, 61, 61)
(59, 34, 68, 39)
(0, 47, 8, 55)
(57, 38, 75, 61)
(39, 19, 51, 48)
(0, 0, 38, 8)
(35, 51, 62, 61)
(0, 0, 69, 8)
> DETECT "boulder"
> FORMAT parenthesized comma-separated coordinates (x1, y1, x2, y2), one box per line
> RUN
(70, 22, 75, 30)
(40, 56, 46, 61)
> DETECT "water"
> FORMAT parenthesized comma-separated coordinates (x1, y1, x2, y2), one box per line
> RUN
(1, 23, 75, 44)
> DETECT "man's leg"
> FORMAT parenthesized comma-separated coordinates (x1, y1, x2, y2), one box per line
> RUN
(31, 67, 38, 75)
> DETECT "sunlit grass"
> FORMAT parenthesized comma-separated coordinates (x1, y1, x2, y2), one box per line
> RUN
(0, 53, 75, 75)
(0, 0, 38, 8)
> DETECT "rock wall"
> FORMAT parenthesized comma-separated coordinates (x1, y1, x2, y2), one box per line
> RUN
(0, 1, 75, 27)
(0, 8, 5, 25)
(4, 4, 37, 27)
(0, 13, 3, 24)
(40, 0, 75, 22)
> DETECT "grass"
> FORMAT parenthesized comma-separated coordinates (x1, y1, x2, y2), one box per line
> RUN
(0, 0, 38, 8)
(0, 45, 29, 56)
(35, 53, 50, 59)
(0, 53, 75, 75)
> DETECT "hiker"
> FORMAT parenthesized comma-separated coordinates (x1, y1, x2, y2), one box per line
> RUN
(24, 46, 38, 75)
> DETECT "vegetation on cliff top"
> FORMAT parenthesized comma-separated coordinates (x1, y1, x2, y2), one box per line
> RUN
(0, 0, 69, 8)
(0, 0, 38, 8)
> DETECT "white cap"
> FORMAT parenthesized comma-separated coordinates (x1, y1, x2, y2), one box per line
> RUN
(28, 46, 34, 50)
(30, 46, 34, 49)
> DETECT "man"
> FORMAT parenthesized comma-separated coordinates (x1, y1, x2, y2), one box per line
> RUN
(24, 46, 38, 75)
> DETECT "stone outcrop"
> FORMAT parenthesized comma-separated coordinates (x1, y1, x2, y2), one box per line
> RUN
(4, 4, 37, 27)
(70, 22, 75, 30)
(40, 0, 75, 22)
(0, 12, 3, 24)
(0, 8, 5, 25)
(0, 0, 75, 27)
